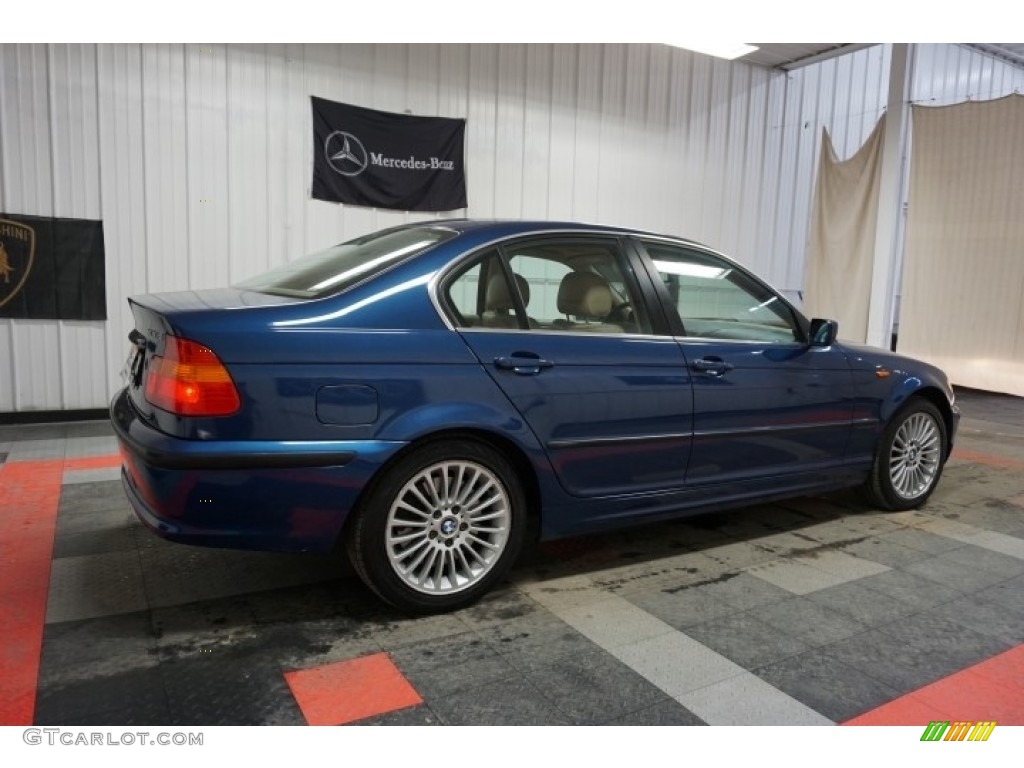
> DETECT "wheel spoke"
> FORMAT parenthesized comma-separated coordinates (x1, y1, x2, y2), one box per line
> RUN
(385, 458, 511, 596)
(887, 410, 942, 501)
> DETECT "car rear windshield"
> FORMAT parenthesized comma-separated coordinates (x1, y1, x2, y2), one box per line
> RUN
(236, 226, 457, 299)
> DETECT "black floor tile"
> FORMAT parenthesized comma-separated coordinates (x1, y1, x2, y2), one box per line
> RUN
(480, 611, 597, 672)
(754, 647, 902, 722)
(926, 594, 1024, 647)
(684, 611, 810, 669)
(429, 676, 571, 725)
(522, 649, 667, 725)
(64, 421, 115, 438)
(353, 704, 441, 725)
(749, 596, 869, 647)
(40, 611, 157, 672)
(160, 652, 303, 726)
(603, 698, 707, 725)
(804, 581, 919, 627)
(824, 618, 1008, 693)
(35, 665, 169, 725)
(52, 525, 138, 558)
(390, 631, 518, 699)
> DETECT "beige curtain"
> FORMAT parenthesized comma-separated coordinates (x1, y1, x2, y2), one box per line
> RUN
(803, 116, 886, 343)
(900, 95, 1024, 397)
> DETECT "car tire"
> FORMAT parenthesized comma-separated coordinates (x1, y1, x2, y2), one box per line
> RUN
(345, 439, 526, 614)
(864, 397, 948, 511)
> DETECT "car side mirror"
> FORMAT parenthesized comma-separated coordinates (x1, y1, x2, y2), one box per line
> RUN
(808, 318, 838, 347)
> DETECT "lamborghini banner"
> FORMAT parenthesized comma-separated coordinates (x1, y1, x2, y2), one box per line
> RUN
(311, 96, 467, 212)
(0, 213, 106, 321)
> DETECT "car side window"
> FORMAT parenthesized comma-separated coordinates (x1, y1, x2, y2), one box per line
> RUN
(504, 239, 652, 335)
(643, 242, 800, 343)
(444, 249, 517, 329)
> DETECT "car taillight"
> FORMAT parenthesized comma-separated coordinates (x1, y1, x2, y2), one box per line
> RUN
(144, 335, 240, 416)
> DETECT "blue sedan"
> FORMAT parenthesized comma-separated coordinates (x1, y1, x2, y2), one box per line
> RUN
(111, 220, 959, 612)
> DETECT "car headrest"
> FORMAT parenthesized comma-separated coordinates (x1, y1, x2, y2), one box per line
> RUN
(557, 271, 612, 318)
(485, 272, 530, 311)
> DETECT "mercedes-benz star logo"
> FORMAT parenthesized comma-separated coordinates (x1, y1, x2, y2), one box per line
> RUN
(324, 131, 368, 177)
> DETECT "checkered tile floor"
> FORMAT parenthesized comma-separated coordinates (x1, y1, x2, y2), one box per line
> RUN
(1, 387, 1023, 726)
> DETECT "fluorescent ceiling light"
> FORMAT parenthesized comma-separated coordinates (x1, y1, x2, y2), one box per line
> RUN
(664, 43, 758, 61)
(655, 261, 730, 280)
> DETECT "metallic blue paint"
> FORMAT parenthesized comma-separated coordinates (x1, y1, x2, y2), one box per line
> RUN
(112, 220, 959, 554)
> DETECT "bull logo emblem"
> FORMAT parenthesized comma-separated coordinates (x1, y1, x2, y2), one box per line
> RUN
(0, 219, 36, 310)
(0, 241, 12, 282)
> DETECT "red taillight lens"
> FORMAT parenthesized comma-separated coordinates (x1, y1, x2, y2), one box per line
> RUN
(144, 335, 240, 416)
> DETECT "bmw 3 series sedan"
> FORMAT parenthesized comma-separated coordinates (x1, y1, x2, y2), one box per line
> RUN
(111, 220, 959, 613)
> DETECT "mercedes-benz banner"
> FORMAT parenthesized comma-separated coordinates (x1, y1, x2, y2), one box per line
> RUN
(311, 96, 467, 212)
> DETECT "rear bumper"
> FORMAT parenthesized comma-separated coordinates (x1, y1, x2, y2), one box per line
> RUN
(110, 388, 405, 552)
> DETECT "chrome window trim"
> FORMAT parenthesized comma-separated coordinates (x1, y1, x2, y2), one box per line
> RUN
(427, 228, 660, 335)
(457, 327, 676, 343)
(633, 235, 810, 344)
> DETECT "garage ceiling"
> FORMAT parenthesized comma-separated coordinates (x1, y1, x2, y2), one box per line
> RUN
(741, 43, 1024, 71)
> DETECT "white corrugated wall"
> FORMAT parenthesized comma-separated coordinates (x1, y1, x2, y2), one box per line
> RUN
(1, 43, 1022, 413)
(779, 43, 1024, 311)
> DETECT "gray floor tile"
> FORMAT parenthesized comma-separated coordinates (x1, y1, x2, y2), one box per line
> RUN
(684, 611, 810, 669)
(702, 540, 779, 570)
(855, 569, 965, 608)
(754, 647, 901, 722)
(683, 571, 795, 611)
(985, 574, 1024, 614)
(835, 535, 932, 567)
(745, 557, 851, 595)
(63, 435, 119, 458)
(46, 550, 148, 623)
(678, 672, 834, 725)
(903, 554, 1013, 592)
(939, 541, 1024, 576)
(63, 467, 122, 485)
(524, 648, 668, 724)
(804, 581, 920, 626)
(429, 676, 571, 725)
(749, 596, 870, 647)
(880, 527, 966, 554)
(58, 481, 132, 516)
(626, 583, 742, 630)
(937, 536, 1024, 565)
(612, 631, 747, 697)
(0, 424, 68, 441)
(7, 439, 66, 461)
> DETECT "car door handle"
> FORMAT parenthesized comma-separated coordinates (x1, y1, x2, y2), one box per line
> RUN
(494, 353, 555, 376)
(691, 357, 734, 376)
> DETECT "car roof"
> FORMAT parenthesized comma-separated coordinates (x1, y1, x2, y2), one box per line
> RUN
(405, 218, 709, 248)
